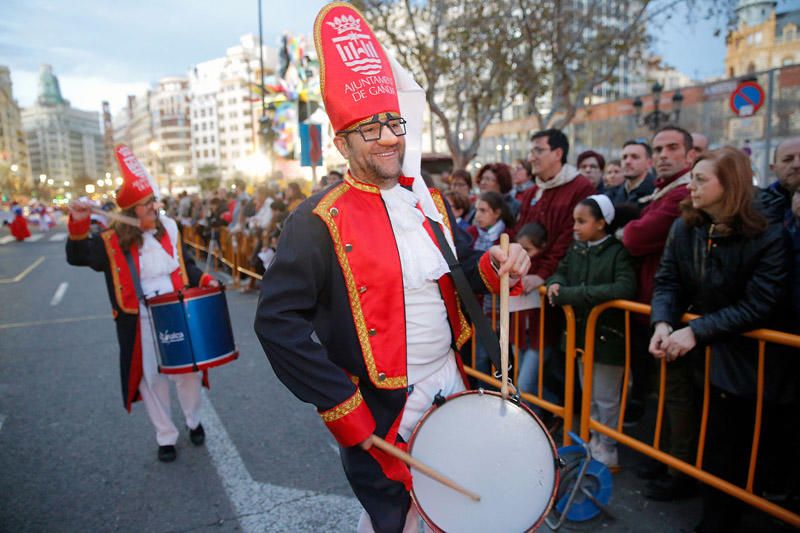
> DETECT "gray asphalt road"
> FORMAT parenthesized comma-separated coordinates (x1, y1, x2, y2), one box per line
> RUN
(0, 224, 725, 533)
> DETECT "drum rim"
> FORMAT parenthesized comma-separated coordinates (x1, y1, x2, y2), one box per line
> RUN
(158, 350, 239, 374)
(146, 285, 223, 305)
(407, 389, 560, 533)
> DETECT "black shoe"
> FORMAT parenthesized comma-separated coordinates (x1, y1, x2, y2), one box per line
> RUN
(636, 457, 667, 480)
(189, 423, 205, 446)
(158, 445, 177, 462)
(644, 474, 696, 501)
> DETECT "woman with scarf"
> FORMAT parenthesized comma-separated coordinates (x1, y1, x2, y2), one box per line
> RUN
(467, 191, 516, 377)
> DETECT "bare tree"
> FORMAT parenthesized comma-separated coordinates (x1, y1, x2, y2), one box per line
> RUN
(510, 1, 651, 129)
(356, 0, 736, 168)
(355, 0, 517, 170)
(510, 0, 736, 129)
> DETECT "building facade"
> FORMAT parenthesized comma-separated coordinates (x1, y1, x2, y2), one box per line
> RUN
(189, 34, 277, 181)
(0, 66, 32, 186)
(22, 65, 107, 188)
(150, 77, 192, 193)
(725, 0, 800, 77)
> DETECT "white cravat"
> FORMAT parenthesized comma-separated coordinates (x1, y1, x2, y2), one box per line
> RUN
(380, 185, 450, 290)
(381, 184, 453, 384)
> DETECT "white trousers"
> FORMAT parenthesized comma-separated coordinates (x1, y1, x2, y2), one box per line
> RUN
(138, 371, 203, 446)
(578, 360, 625, 447)
(357, 356, 464, 533)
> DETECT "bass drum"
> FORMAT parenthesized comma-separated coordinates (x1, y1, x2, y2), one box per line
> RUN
(408, 390, 559, 532)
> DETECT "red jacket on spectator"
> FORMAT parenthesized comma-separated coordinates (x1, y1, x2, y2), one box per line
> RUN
(622, 168, 691, 305)
(516, 173, 596, 280)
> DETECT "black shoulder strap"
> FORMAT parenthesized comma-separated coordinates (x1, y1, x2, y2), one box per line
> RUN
(123, 249, 145, 302)
(428, 219, 505, 372)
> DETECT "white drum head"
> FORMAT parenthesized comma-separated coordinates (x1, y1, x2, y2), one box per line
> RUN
(409, 391, 558, 532)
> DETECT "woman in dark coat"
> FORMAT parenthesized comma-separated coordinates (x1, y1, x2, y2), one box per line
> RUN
(649, 147, 794, 531)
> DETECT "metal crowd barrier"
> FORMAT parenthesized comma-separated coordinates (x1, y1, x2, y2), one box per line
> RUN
(181, 224, 799, 526)
(581, 300, 800, 527)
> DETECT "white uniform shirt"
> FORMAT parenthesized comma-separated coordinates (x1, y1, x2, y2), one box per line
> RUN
(380, 185, 453, 385)
(138, 216, 182, 384)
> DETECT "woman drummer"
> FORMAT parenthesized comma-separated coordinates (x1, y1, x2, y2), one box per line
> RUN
(66, 146, 217, 462)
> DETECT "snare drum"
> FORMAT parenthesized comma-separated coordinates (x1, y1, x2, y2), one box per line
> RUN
(408, 390, 559, 532)
(146, 286, 238, 374)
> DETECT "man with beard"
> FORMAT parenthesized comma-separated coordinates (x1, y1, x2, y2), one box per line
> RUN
(761, 137, 800, 318)
(622, 126, 695, 501)
(253, 4, 530, 532)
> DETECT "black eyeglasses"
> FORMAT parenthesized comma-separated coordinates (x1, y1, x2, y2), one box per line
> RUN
(337, 116, 407, 142)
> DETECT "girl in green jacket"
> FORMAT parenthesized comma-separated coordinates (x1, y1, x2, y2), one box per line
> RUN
(546, 195, 636, 470)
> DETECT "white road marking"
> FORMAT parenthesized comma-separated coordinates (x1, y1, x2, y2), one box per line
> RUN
(0, 256, 45, 284)
(27, 234, 43, 242)
(202, 393, 362, 532)
(0, 235, 15, 245)
(49, 233, 67, 242)
(50, 282, 69, 306)
(0, 314, 108, 330)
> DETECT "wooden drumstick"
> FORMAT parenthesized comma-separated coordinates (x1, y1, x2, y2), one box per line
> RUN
(90, 207, 141, 228)
(499, 233, 510, 400)
(370, 435, 481, 502)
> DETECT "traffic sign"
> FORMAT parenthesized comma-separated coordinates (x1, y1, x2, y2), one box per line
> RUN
(729, 81, 765, 117)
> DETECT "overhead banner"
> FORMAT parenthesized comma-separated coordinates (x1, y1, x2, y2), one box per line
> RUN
(299, 123, 323, 167)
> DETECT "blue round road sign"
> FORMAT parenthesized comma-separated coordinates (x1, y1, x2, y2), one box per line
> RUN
(729, 81, 765, 117)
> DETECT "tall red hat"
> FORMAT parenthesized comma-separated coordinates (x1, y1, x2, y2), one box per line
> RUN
(314, 2, 399, 131)
(114, 144, 154, 209)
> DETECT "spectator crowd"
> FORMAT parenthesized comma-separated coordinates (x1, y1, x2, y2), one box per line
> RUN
(437, 127, 799, 532)
(170, 127, 798, 530)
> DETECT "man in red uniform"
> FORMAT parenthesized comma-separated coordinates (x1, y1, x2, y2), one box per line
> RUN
(7, 204, 31, 241)
(254, 4, 529, 532)
(66, 146, 217, 462)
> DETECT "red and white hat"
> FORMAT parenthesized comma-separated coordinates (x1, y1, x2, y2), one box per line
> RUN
(114, 144, 154, 209)
(314, 2, 399, 131)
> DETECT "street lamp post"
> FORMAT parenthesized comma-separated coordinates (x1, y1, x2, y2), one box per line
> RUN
(632, 82, 684, 132)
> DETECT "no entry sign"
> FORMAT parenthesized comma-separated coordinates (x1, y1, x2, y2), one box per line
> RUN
(729, 81, 765, 117)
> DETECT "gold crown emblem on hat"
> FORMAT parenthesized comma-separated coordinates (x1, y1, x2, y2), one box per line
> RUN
(326, 14, 362, 34)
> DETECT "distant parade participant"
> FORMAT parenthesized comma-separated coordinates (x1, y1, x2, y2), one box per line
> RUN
(66, 145, 217, 463)
(254, 4, 530, 532)
(6, 203, 31, 241)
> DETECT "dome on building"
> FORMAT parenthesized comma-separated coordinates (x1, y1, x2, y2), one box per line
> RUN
(36, 64, 67, 107)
